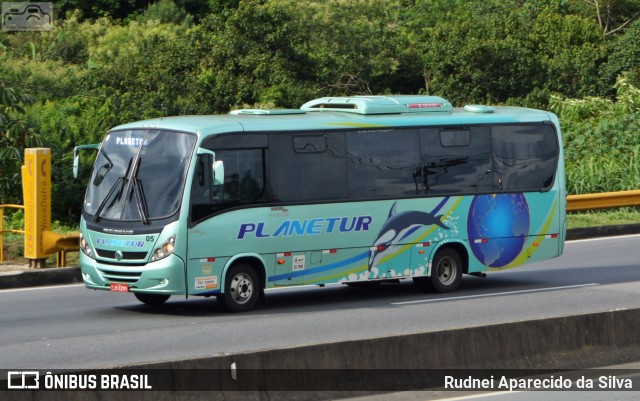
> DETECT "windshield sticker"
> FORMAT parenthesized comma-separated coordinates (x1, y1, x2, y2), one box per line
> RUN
(237, 216, 372, 239)
(115, 137, 145, 146)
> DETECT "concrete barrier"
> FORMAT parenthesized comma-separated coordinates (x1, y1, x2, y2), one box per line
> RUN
(0, 266, 81, 289)
(3, 307, 638, 400)
(143, 306, 640, 370)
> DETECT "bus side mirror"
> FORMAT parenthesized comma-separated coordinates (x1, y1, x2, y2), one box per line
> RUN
(73, 144, 100, 179)
(213, 160, 224, 185)
(198, 148, 224, 186)
(73, 155, 79, 179)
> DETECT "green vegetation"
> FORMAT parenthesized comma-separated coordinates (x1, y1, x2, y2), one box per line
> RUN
(1, 209, 80, 264)
(1, 0, 640, 232)
(568, 210, 640, 229)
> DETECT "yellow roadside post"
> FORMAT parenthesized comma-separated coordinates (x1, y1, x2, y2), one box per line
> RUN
(21, 148, 51, 268)
(21, 148, 79, 268)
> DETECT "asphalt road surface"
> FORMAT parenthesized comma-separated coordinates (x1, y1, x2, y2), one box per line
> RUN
(1, 234, 639, 370)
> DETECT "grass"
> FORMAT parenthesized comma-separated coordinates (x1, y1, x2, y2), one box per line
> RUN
(1, 231, 80, 267)
(565, 147, 640, 195)
(567, 209, 640, 229)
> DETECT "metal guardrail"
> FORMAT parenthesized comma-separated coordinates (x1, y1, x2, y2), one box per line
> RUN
(1, 204, 79, 267)
(43, 230, 80, 268)
(0, 204, 25, 263)
(566, 190, 640, 212)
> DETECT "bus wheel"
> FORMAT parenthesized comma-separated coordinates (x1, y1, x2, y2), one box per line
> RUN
(414, 248, 462, 293)
(134, 293, 170, 305)
(218, 264, 260, 312)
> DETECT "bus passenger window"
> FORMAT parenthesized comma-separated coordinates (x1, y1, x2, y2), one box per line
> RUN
(440, 130, 471, 147)
(269, 132, 348, 202)
(420, 127, 492, 194)
(346, 129, 420, 199)
(293, 135, 327, 153)
(491, 124, 558, 191)
(190, 148, 266, 222)
(213, 149, 264, 203)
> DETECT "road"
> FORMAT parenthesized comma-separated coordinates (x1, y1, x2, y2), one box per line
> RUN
(1, 235, 639, 370)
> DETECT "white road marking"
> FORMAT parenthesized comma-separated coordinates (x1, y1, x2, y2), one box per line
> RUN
(391, 283, 599, 305)
(0, 283, 83, 293)
(567, 233, 640, 243)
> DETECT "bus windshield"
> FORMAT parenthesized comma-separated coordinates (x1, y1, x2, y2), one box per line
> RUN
(84, 129, 196, 222)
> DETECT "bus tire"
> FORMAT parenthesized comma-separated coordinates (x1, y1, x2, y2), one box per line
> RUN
(134, 293, 170, 305)
(218, 264, 260, 312)
(414, 248, 462, 293)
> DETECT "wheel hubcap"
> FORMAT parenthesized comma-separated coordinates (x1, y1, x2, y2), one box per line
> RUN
(230, 273, 253, 304)
(437, 256, 456, 285)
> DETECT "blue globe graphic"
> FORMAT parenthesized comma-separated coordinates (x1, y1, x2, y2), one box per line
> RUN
(467, 193, 530, 268)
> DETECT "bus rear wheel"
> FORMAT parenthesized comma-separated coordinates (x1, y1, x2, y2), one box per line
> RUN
(134, 293, 170, 305)
(218, 264, 260, 312)
(414, 248, 462, 293)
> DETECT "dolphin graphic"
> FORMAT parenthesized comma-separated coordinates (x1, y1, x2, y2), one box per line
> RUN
(368, 202, 449, 271)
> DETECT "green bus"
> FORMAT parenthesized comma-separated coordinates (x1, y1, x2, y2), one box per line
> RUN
(75, 95, 566, 312)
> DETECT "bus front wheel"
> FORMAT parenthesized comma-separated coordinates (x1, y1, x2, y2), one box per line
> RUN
(414, 248, 462, 293)
(134, 293, 170, 305)
(218, 264, 260, 312)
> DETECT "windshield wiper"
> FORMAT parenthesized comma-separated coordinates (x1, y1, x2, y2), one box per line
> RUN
(93, 157, 133, 223)
(130, 157, 150, 225)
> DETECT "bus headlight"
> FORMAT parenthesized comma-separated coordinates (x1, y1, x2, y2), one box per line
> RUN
(80, 233, 94, 259)
(150, 236, 175, 262)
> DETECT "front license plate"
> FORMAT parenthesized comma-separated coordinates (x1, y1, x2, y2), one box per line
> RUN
(110, 283, 129, 292)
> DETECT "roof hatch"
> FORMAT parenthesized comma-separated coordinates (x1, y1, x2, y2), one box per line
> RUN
(229, 109, 306, 115)
(300, 95, 453, 114)
(463, 104, 495, 113)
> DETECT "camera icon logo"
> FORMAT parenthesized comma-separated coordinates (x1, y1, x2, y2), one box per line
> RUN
(1, 2, 53, 31)
(7, 371, 40, 389)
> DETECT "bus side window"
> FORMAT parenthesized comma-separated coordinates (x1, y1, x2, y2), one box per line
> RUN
(212, 149, 265, 203)
(420, 126, 492, 194)
(190, 149, 266, 223)
(269, 133, 348, 202)
(346, 129, 420, 199)
(491, 124, 558, 191)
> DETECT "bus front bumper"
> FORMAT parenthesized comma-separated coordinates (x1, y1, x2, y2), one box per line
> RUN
(80, 253, 186, 295)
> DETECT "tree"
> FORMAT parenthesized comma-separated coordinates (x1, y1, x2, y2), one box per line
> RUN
(0, 81, 43, 204)
(405, 1, 544, 104)
(529, 5, 608, 99)
(195, 0, 319, 109)
(49, 0, 151, 20)
(601, 18, 640, 87)
(86, 19, 203, 119)
(582, 0, 640, 36)
(137, 0, 193, 25)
